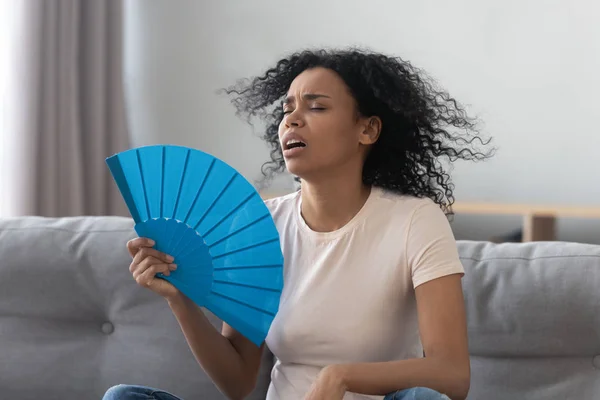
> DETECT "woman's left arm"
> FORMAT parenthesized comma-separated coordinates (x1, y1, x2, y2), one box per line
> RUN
(307, 273, 470, 400)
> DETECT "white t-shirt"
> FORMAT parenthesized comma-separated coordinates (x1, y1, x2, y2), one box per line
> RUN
(263, 186, 464, 400)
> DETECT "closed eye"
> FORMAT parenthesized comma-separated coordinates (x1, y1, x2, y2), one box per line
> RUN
(283, 107, 325, 115)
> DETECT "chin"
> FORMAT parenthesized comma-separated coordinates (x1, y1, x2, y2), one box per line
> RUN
(284, 160, 314, 180)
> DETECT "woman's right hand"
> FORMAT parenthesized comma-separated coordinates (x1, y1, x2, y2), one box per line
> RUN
(127, 237, 180, 300)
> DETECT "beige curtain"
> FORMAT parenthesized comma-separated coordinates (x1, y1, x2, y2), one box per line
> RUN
(1, 0, 130, 217)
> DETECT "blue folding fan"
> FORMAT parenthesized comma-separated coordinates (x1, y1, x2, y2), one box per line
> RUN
(105, 144, 284, 346)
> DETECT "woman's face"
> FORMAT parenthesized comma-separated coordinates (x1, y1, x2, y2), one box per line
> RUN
(278, 67, 379, 181)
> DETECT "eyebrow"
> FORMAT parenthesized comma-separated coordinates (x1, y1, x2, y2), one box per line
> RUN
(283, 94, 331, 104)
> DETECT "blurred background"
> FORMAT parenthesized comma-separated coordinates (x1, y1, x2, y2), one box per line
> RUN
(1, 0, 599, 243)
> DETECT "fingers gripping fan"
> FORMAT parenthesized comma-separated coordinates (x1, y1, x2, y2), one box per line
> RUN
(106, 144, 283, 346)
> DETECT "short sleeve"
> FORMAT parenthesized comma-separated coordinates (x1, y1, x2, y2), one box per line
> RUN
(406, 200, 464, 289)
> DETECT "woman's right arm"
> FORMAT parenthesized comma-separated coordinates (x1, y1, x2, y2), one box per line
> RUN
(168, 294, 265, 400)
(127, 237, 264, 400)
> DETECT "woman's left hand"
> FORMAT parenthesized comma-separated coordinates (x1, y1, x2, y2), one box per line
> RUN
(304, 365, 347, 400)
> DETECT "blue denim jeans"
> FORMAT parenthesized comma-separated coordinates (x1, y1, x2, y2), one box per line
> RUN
(102, 384, 450, 400)
(383, 387, 451, 399)
(103, 385, 181, 400)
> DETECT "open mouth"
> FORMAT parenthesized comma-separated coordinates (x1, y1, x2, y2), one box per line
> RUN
(285, 139, 306, 150)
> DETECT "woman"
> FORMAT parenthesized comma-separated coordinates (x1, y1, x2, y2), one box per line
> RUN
(104, 48, 492, 400)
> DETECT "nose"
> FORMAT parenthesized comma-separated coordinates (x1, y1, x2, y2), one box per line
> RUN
(284, 110, 304, 128)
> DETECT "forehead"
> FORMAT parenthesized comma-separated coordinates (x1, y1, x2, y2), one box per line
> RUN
(286, 67, 348, 98)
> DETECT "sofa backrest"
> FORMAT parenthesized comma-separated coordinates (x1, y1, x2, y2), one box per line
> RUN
(457, 240, 600, 399)
(0, 216, 273, 400)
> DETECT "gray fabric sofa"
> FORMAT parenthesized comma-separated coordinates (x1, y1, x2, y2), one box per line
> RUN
(1, 216, 598, 399)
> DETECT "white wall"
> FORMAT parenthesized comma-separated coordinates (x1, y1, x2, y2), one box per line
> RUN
(123, 0, 600, 243)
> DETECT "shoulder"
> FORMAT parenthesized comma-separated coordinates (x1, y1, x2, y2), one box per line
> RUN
(373, 189, 464, 287)
(370, 186, 446, 224)
(262, 190, 300, 222)
(369, 188, 454, 253)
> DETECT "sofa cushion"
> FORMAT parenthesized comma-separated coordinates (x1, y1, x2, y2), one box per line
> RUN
(458, 240, 600, 399)
(0, 216, 273, 400)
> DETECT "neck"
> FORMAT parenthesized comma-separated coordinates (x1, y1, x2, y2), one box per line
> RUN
(299, 171, 371, 233)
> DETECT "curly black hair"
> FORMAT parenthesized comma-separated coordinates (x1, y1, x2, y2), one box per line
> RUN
(224, 47, 494, 215)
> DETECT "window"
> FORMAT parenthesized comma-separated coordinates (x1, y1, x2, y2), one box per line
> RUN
(0, 2, 21, 216)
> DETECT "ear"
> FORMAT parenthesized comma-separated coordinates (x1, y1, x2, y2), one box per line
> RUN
(358, 116, 382, 145)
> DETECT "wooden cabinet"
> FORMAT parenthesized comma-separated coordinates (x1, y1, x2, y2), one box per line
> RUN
(451, 203, 600, 241)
